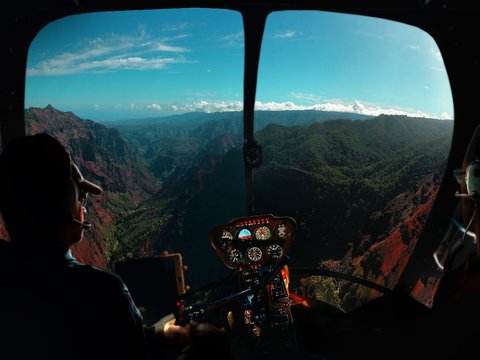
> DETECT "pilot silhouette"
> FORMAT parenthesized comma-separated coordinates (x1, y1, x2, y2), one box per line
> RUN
(0, 133, 189, 360)
(435, 124, 480, 305)
(421, 125, 480, 360)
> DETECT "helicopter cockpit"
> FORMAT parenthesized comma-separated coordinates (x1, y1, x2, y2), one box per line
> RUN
(1, 1, 480, 360)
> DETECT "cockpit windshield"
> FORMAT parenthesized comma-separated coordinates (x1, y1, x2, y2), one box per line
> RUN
(18, 8, 454, 312)
(255, 10, 453, 310)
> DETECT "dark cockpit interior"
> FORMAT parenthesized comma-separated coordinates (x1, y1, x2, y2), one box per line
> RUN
(2, 1, 480, 359)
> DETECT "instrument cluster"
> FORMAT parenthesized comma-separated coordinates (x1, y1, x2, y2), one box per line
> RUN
(209, 214, 296, 269)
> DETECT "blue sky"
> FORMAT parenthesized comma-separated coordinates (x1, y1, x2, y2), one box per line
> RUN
(25, 8, 453, 121)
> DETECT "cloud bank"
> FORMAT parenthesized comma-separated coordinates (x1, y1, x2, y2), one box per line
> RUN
(136, 99, 449, 119)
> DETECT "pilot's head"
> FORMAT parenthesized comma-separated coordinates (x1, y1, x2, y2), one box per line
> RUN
(455, 125, 480, 256)
(0, 133, 102, 250)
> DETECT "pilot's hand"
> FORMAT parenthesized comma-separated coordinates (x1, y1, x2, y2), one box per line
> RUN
(163, 316, 191, 342)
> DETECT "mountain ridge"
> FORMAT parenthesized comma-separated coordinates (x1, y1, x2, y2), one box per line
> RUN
(1, 106, 453, 309)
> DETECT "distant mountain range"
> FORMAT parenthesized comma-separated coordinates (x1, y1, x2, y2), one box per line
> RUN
(1, 105, 453, 309)
(100, 110, 372, 184)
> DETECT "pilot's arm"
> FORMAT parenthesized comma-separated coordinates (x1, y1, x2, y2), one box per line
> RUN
(146, 313, 191, 342)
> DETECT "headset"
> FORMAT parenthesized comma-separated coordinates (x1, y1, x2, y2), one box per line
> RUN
(68, 170, 93, 230)
(436, 160, 480, 272)
(455, 160, 480, 201)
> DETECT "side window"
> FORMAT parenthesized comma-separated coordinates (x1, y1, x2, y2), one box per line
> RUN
(0, 126, 7, 241)
(25, 9, 245, 286)
(254, 10, 453, 310)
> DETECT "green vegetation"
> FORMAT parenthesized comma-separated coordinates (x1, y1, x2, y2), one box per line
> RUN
(105, 197, 174, 266)
(106, 112, 453, 287)
(296, 275, 343, 310)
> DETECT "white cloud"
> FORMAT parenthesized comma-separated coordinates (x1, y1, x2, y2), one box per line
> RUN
(161, 22, 192, 32)
(161, 34, 191, 42)
(28, 56, 189, 76)
(255, 101, 307, 111)
(152, 43, 188, 52)
(165, 99, 434, 118)
(441, 112, 453, 120)
(91, 99, 448, 120)
(274, 30, 296, 39)
(220, 31, 244, 47)
(349, 100, 432, 117)
(254, 99, 433, 118)
(175, 100, 243, 113)
(148, 103, 162, 111)
(27, 30, 191, 76)
(353, 100, 366, 113)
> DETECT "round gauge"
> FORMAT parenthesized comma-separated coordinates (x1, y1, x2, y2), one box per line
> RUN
(218, 230, 233, 248)
(266, 244, 283, 259)
(246, 247, 263, 262)
(255, 226, 271, 241)
(276, 223, 288, 239)
(238, 228, 252, 241)
(229, 249, 243, 265)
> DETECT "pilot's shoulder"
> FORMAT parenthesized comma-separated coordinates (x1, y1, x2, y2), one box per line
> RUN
(67, 260, 128, 293)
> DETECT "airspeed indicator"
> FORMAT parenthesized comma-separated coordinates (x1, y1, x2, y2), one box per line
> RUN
(218, 230, 233, 248)
(247, 247, 263, 262)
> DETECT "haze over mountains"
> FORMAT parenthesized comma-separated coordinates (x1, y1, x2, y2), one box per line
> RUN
(1, 105, 453, 308)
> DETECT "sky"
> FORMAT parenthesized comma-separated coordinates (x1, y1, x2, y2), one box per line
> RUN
(25, 8, 454, 121)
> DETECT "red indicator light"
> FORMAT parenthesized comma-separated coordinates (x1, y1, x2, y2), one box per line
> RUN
(281, 269, 287, 279)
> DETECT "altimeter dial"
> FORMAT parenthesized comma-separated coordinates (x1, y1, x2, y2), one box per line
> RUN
(246, 247, 263, 262)
(255, 226, 271, 241)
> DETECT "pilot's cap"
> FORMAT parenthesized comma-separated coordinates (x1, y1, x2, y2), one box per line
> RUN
(71, 163, 102, 195)
(0, 133, 102, 232)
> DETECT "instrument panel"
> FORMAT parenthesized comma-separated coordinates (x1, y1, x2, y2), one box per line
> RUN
(209, 214, 296, 269)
